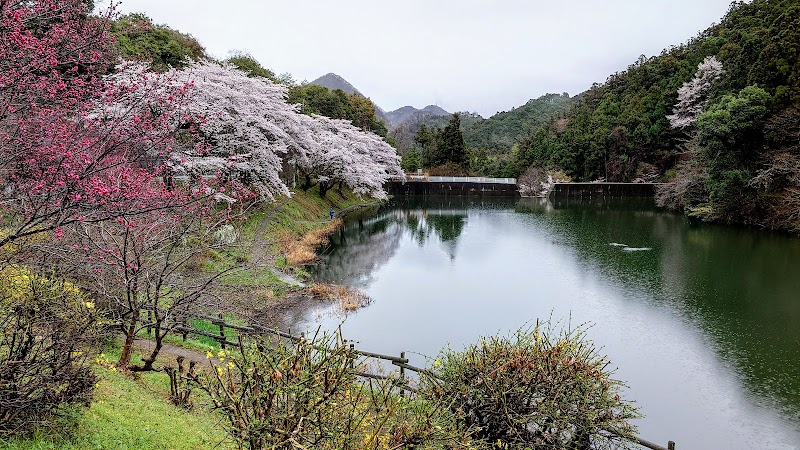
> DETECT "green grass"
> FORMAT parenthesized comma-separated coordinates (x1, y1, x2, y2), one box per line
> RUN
(187, 187, 368, 287)
(181, 315, 245, 349)
(1, 361, 232, 450)
(263, 186, 369, 241)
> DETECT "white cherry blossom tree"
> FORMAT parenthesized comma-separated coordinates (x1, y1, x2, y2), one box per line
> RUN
(157, 62, 400, 200)
(297, 115, 401, 198)
(667, 56, 724, 129)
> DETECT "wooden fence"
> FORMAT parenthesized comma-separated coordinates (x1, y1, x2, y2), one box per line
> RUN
(174, 313, 675, 450)
(174, 313, 427, 393)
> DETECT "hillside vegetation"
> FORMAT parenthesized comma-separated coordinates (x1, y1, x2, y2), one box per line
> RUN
(464, 93, 572, 153)
(110, 13, 207, 70)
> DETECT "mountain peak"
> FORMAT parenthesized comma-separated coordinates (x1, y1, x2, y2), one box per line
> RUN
(310, 73, 363, 97)
(309, 73, 455, 129)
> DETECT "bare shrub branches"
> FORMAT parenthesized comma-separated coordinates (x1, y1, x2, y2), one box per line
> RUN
(190, 331, 476, 450)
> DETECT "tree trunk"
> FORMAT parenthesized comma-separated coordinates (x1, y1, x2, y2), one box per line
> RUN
(137, 325, 165, 372)
(301, 175, 315, 191)
(118, 309, 141, 367)
(319, 181, 330, 197)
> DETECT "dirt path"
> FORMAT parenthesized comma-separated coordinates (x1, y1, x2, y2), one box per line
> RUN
(133, 338, 218, 368)
(248, 197, 308, 288)
(250, 197, 290, 268)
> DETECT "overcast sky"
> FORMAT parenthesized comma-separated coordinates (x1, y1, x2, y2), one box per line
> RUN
(117, 0, 735, 117)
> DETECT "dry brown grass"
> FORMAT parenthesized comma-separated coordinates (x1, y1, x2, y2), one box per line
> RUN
(281, 218, 343, 266)
(305, 283, 372, 311)
(256, 287, 276, 302)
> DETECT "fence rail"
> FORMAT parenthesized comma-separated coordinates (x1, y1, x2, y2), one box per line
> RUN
(631, 436, 676, 450)
(175, 312, 673, 449)
(392, 175, 517, 184)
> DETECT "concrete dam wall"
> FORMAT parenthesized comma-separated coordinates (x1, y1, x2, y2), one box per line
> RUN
(384, 178, 661, 199)
(549, 183, 660, 199)
(385, 178, 519, 197)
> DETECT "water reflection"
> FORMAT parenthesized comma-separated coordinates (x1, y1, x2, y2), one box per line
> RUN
(321, 197, 512, 279)
(315, 213, 404, 289)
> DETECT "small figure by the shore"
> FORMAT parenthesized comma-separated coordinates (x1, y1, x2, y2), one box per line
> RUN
(329, 208, 335, 220)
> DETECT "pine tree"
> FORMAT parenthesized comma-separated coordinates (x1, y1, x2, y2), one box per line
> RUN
(441, 113, 467, 166)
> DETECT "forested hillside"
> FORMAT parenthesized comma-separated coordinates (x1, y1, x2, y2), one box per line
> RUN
(110, 13, 207, 70)
(463, 93, 572, 153)
(288, 83, 389, 137)
(310, 73, 390, 124)
(513, 0, 800, 230)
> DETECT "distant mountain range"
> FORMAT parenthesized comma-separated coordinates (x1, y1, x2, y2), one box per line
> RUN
(309, 74, 575, 156)
(383, 105, 450, 128)
(310, 73, 369, 102)
(310, 73, 389, 123)
(310, 73, 452, 130)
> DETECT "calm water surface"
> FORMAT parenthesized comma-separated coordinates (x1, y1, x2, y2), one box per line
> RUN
(297, 197, 800, 450)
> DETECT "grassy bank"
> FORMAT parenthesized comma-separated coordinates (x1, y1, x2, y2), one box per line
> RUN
(1, 354, 231, 450)
(165, 186, 379, 309)
(260, 186, 376, 250)
(1, 188, 381, 450)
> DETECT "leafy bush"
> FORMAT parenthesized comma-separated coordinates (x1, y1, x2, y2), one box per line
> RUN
(0, 266, 98, 437)
(111, 13, 207, 71)
(425, 322, 639, 449)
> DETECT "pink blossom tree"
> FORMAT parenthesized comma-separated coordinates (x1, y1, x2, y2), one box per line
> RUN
(0, 0, 194, 250)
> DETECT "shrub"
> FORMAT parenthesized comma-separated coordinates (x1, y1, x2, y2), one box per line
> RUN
(0, 266, 98, 437)
(191, 332, 478, 449)
(425, 322, 640, 449)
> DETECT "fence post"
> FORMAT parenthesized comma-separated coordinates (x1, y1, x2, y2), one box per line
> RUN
(399, 351, 406, 398)
(668, 441, 675, 450)
(349, 343, 355, 370)
(217, 313, 226, 350)
(181, 317, 188, 341)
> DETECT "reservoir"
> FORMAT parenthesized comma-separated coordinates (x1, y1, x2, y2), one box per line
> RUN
(299, 196, 800, 449)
